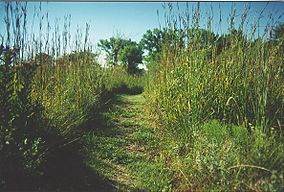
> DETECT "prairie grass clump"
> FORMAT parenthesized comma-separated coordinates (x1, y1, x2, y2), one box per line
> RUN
(146, 3, 284, 138)
(31, 51, 105, 135)
(0, 2, 107, 190)
(145, 3, 284, 191)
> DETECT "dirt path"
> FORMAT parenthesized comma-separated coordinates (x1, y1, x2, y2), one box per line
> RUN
(83, 94, 172, 191)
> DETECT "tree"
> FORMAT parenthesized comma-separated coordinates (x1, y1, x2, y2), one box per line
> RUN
(98, 37, 131, 66)
(98, 37, 143, 74)
(140, 28, 187, 64)
(215, 29, 248, 55)
(140, 28, 164, 54)
(140, 28, 165, 64)
(118, 42, 143, 74)
(271, 23, 284, 42)
(270, 23, 284, 54)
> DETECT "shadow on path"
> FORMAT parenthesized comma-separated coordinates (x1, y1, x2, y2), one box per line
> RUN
(4, 133, 115, 191)
(41, 141, 115, 191)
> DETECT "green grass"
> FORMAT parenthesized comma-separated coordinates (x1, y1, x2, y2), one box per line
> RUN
(83, 94, 174, 191)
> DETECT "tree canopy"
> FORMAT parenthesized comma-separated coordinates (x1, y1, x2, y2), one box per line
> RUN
(140, 28, 164, 56)
(271, 23, 284, 42)
(98, 37, 131, 66)
(118, 41, 143, 74)
(98, 37, 143, 74)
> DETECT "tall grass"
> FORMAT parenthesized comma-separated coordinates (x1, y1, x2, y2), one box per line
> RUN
(1, 2, 108, 189)
(0, 2, 49, 189)
(146, 3, 284, 138)
(1, 2, 146, 189)
(145, 3, 284, 190)
(31, 52, 105, 136)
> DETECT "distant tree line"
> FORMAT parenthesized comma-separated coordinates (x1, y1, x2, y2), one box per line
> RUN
(98, 22, 283, 75)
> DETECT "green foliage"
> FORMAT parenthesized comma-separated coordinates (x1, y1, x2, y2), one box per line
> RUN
(118, 41, 143, 74)
(272, 23, 284, 42)
(83, 94, 174, 192)
(146, 14, 284, 137)
(148, 120, 284, 191)
(140, 28, 164, 63)
(34, 52, 53, 66)
(98, 37, 132, 66)
(98, 37, 144, 74)
(271, 23, 284, 54)
(129, 161, 173, 192)
(2, 2, 284, 191)
(0, 2, 109, 189)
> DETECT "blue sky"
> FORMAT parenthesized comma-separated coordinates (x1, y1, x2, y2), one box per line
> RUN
(38, 2, 165, 43)
(1, 2, 284, 42)
(0, 1, 283, 62)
